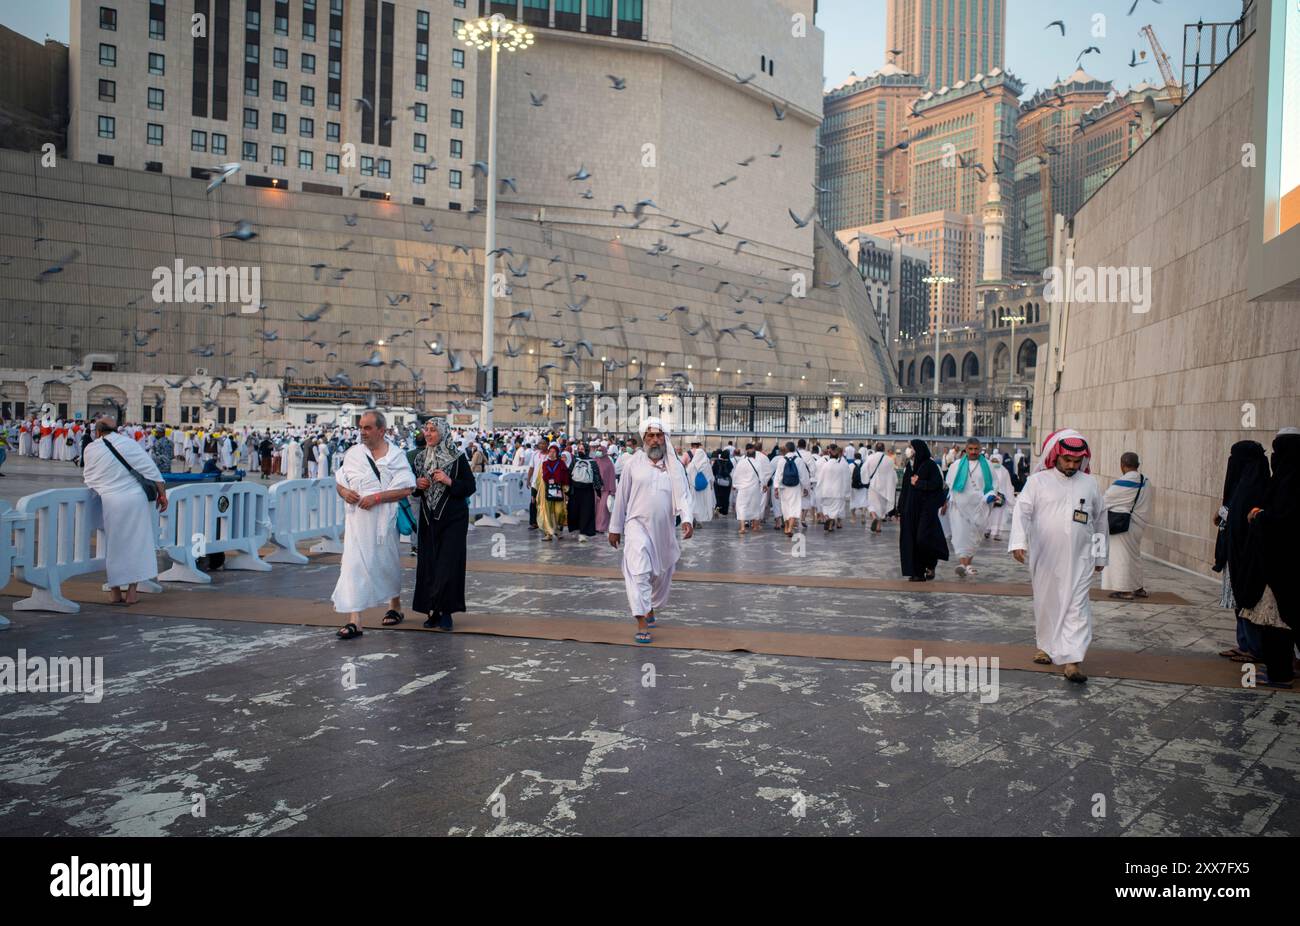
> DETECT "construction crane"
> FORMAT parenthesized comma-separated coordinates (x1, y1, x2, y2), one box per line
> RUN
(1140, 24, 1184, 101)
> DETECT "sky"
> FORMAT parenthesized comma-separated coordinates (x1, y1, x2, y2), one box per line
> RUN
(0, 0, 1250, 100)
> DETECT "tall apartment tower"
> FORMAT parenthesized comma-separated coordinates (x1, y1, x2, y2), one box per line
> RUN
(885, 0, 1006, 93)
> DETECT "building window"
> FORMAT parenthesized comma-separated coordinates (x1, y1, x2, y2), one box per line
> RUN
(326, 121, 340, 141)
(451, 78, 465, 99)
(99, 43, 117, 66)
(360, 156, 374, 175)
(273, 80, 287, 101)
(413, 102, 427, 122)
(243, 140, 258, 161)
(328, 58, 341, 79)
(415, 72, 428, 91)
(97, 154, 115, 165)
(98, 79, 116, 102)
(450, 109, 463, 129)
(191, 129, 207, 151)
(449, 169, 462, 189)
(330, 0, 341, 12)
(97, 115, 116, 138)
(449, 138, 462, 159)
(303, 21, 316, 41)
(99, 7, 117, 30)
(272, 112, 286, 133)
(325, 153, 339, 173)
(417, 10, 429, 28)
(245, 75, 259, 95)
(148, 53, 165, 75)
(148, 87, 164, 110)
(272, 145, 286, 165)
(452, 18, 464, 35)
(299, 149, 313, 169)
(299, 117, 314, 137)
(416, 41, 428, 61)
(247, 9, 260, 28)
(244, 107, 259, 129)
(413, 164, 426, 184)
(302, 52, 316, 73)
(212, 133, 227, 154)
(327, 91, 340, 110)
(454, 0, 465, 6)
(149, 16, 165, 40)
(275, 14, 289, 35)
(146, 123, 164, 145)
(329, 27, 342, 46)
(377, 158, 390, 178)
(274, 47, 288, 68)
(414, 132, 427, 152)
(300, 85, 315, 105)
(452, 49, 464, 69)
(246, 43, 260, 64)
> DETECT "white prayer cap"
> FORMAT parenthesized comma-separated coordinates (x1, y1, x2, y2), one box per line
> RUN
(640, 416, 668, 439)
(990, 452, 1002, 463)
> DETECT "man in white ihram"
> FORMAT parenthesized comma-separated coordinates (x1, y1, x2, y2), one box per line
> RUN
(608, 418, 693, 645)
(685, 439, 713, 525)
(82, 417, 168, 606)
(332, 410, 416, 640)
(732, 443, 770, 535)
(1009, 429, 1107, 683)
(944, 438, 996, 577)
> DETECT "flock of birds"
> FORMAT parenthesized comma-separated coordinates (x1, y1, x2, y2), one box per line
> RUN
(10, 51, 913, 420)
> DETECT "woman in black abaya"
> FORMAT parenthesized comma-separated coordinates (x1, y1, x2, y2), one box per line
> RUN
(899, 438, 948, 581)
(411, 416, 478, 631)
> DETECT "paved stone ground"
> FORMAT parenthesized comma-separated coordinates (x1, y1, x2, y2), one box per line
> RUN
(1, 461, 1296, 836)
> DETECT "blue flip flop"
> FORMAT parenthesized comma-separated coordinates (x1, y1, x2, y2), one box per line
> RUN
(635, 631, 652, 644)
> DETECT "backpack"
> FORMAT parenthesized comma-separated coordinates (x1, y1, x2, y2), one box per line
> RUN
(571, 459, 594, 484)
(781, 455, 801, 487)
(851, 459, 864, 489)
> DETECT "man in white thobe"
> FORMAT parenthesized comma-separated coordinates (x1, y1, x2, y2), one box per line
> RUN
(281, 437, 302, 478)
(775, 441, 812, 536)
(985, 453, 1017, 540)
(1009, 429, 1107, 683)
(861, 442, 897, 533)
(686, 440, 713, 525)
(732, 444, 769, 534)
(331, 410, 416, 639)
(817, 445, 851, 531)
(217, 432, 234, 471)
(608, 418, 694, 643)
(82, 416, 168, 605)
(1101, 451, 1152, 600)
(943, 438, 997, 577)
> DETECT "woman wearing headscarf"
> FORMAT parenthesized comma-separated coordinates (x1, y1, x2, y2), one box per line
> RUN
(1213, 440, 1269, 663)
(712, 448, 734, 517)
(410, 417, 478, 631)
(1243, 429, 1300, 688)
(534, 442, 569, 540)
(566, 442, 600, 543)
(899, 438, 948, 581)
(593, 442, 618, 533)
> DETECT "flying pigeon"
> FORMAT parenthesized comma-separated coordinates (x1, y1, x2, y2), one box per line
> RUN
(205, 162, 240, 194)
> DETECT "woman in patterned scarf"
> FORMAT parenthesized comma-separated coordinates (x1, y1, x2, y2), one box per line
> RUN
(411, 416, 478, 631)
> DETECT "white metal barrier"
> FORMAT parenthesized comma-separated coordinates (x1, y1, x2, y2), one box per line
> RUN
(471, 471, 529, 526)
(266, 477, 345, 564)
(157, 481, 272, 583)
(0, 500, 29, 627)
(10, 488, 161, 613)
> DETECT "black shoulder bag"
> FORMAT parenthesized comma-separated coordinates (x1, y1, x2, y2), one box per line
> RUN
(1107, 476, 1144, 535)
(102, 437, 160, 502)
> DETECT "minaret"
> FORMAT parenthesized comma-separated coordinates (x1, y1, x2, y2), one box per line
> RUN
(982, 177, 1005, 282)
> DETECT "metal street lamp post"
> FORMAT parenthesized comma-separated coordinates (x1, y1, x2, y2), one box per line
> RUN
(458, 14, 534, 432)
(1000, 309, 1027, 387)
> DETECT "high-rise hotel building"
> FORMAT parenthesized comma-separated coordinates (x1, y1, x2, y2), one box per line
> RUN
(885, 0, 1005, 93)
(68, 0, 478, 207)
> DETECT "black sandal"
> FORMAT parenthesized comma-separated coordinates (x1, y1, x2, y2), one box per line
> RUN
(423, 614, 437, 629)
(336, 622, 363, 640)
(382, 610, 405, 626)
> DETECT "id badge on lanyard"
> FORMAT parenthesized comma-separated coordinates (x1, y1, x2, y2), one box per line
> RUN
(1072, 499, 1089, 525)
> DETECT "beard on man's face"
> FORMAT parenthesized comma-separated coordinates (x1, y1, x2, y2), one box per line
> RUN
(647, 443, 665, 461)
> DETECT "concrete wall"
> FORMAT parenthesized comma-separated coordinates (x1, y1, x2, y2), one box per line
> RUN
(1038, 36, 1300, 575)
(0, 146, 894, 420)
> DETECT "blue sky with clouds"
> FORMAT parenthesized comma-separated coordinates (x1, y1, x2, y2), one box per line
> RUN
(0, 0, 1249, 100)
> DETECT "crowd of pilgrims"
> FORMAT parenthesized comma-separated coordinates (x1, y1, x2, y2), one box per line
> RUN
(6, 412, 1295, 688)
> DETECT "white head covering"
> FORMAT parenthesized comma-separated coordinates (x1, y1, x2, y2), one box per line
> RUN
(639, 416, 689, 494)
